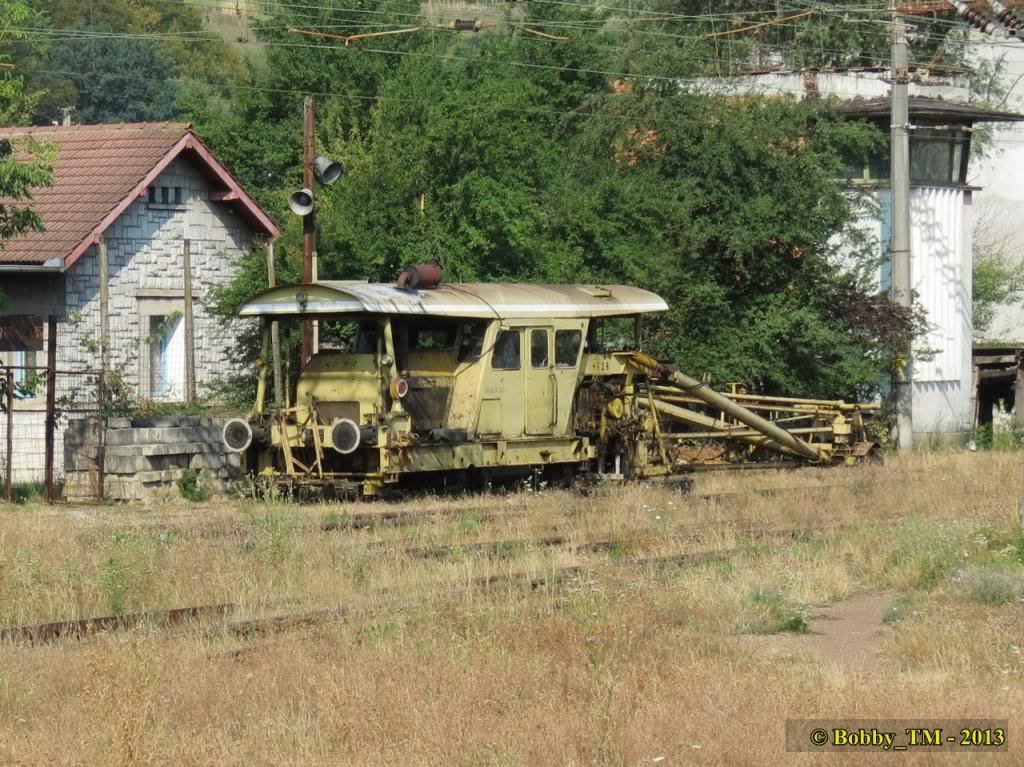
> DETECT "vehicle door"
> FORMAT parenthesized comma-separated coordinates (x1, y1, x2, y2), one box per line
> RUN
(525, 326, 556, 435)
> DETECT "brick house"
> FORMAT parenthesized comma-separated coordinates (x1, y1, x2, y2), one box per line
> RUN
(0, 122, 278, 481)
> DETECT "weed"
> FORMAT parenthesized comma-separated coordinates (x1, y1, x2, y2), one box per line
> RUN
(882, 593, 922, 624)
(744, 587, 811, 634)
(99, 533, 152, 615)
(457, 511, 483, 534)
(881, 520, 964, 590)
(177, 469, 209, 503)
(950, 568, 1023, 605)
(0, 482, 46, 505)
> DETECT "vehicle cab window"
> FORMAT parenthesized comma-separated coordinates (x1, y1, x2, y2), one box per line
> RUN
(491, 329, 521, 370)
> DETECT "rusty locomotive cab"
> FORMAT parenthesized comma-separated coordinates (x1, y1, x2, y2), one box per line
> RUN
(230, 276, 878, 498)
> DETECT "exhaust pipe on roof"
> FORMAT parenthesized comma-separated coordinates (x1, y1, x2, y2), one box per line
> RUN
(396, 261, 442, 289)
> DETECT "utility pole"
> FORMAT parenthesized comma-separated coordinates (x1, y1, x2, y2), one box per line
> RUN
(301, 96, 315, 368)
(891, 4, 914, 452)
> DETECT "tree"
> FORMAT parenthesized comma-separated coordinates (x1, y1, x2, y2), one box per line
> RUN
(0, 0, 49, 124)
(0, 134, 53, 317)
(972, 206, 1024, 340)
(44, 30, 179, 124)
(192, 0, 933, 403)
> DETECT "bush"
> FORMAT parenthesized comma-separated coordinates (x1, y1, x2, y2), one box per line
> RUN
(176, 468, 209, 503)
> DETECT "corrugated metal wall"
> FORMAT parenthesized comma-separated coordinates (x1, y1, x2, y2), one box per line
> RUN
(910, 187, 971, 383)
(910, 187, 973, 434)
(844, 186, 974, 435)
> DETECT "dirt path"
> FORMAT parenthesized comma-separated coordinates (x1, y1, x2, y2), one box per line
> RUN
(736, 592, 893, 672)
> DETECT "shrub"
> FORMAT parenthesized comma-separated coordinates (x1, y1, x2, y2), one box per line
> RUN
(177, 468, 209, 503)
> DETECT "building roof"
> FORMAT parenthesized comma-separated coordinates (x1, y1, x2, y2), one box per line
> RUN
(0, 122, 278, 268)
(833, 96, 1024, 124)
(239, 281, 670, 320)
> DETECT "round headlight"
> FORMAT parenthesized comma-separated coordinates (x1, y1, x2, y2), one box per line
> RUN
(222, 418, 253, 453)
(331, 418, 361, 455)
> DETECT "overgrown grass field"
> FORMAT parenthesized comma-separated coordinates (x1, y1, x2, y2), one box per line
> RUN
(1, 452, 1022, 765)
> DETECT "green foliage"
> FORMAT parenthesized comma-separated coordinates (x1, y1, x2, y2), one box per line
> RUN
(0, 481, 45, 504)
(0, 136, 54, 241)
(176, 468, 209, 503)
(0, 1, 985, 408)
(44, 29, 180, 124)
(973, 251, 1024, 341)
(0, 0, 48, 124)
(744, 586, 811, 634)
(950, 568, 1023, 606)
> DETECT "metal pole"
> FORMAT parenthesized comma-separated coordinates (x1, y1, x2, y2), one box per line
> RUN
(4, 366, 12, 503)
(98, 238, 110, 382)
(266, 241, 284, 406)
(891, 3, 914, 451)
(44, 315, 57, 504)
(301, 95, 316, 368)
(183, 238, 197, 404)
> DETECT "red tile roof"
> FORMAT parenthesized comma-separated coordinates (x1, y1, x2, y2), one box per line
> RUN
(0, 122, 278, 267)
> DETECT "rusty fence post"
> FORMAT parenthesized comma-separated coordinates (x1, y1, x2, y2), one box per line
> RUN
(4, 366, 12, 503)
(43, 316, 57, 504)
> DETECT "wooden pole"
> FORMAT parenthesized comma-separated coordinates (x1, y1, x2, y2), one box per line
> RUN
(98, 238, 109, 381)
(44, 315, 57, 504)
(183, 238, 196, 404)
(4, 366, 12, 503)
(266, 242, 284, 406)
(301, 95, 316, 369)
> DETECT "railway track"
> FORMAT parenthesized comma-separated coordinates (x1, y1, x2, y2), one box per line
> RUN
(74, 475, 899, 548)
(2, 515, 860, 646)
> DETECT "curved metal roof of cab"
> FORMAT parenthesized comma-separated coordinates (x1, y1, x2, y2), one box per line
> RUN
(239, 281, 669, 319)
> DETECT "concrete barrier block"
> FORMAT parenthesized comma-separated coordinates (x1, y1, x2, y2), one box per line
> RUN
(190, 453, 225, 470)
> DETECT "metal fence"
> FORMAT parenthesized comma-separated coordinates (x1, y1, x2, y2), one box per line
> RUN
(1, 315, 106, 504)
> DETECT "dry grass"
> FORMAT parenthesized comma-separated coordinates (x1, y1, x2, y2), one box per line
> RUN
(1, 451, 1023, 765)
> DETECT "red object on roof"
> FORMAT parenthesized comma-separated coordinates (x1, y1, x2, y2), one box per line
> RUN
(0, 122, 279, 267)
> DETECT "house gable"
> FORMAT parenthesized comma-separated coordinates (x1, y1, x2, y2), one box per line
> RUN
(0, 122, 278, 269)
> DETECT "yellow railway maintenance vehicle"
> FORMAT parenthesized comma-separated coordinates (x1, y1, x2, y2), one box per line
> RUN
(223, 272, 877, 498)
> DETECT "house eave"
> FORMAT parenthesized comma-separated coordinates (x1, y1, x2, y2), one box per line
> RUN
(0, 257, 66, 273)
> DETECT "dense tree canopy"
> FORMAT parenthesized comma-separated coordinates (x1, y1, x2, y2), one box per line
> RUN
(5, 0, 970, 400)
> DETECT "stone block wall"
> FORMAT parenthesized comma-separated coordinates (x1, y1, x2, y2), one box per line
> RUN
(64, 416, 244, 501)
(60, 157, 256, 392)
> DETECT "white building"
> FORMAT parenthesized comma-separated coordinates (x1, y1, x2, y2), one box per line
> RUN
(0, 122, 279, 482)
(690, 70, 1023, 443)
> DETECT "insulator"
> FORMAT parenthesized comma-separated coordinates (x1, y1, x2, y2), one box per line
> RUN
(997, 10, 1024, 35)
(962, 8, 999, 34)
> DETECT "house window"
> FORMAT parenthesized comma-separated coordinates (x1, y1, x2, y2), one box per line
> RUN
(841, 126, 972, 187)
(0, 315, 44, 399)
(146, 313, 185, 400)
(148, 187, 157, 204)
(13, 351, 39, 398)
(161, 186, 170, 204)
(174, 186, 183, 204)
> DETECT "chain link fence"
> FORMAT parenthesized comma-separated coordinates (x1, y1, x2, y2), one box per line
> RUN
(1, 315, 106, 504)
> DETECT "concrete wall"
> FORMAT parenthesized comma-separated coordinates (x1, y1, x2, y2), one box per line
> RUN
(64, 416, 243, 501)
